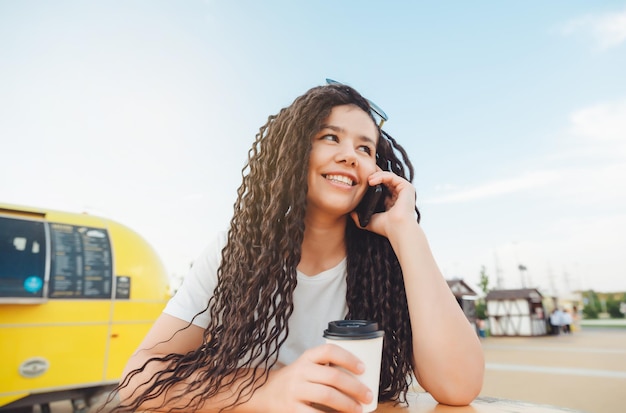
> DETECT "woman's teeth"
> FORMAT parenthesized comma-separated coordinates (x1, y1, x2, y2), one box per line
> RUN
(325, 174, 354, 186)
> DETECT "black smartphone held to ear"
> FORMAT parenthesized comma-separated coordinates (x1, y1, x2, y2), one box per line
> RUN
(355, 184, 383, 227)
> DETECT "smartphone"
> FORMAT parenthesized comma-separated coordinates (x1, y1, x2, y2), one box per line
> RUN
(355, 184, 383, 227)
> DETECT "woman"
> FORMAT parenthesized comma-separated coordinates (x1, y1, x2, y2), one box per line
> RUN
(115, 81, 484, 412)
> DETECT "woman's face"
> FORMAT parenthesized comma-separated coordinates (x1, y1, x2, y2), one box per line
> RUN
(306, 104, 379, 220)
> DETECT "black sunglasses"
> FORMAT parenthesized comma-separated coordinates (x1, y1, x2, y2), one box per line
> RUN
(325, 78, 389, 128)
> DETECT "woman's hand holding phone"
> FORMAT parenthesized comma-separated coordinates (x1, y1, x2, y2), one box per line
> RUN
(352, 171, 417, 238)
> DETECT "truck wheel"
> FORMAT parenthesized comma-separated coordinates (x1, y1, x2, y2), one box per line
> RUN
(71, 399, 88, 413)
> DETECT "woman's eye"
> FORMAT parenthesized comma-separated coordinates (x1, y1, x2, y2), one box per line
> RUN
(358, 146, 373, 155)
(321, 134, 339, 142)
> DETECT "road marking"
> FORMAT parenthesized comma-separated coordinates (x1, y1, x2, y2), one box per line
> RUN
(483, 344, 626, 354)
(486, 363, 626, 378)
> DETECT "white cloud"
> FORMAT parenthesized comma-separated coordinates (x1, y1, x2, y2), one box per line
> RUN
(424, 171, 561, 204)
(569, 99, 626, 142)
(560, 8, 626, 50)
(428, 98, 626, 206)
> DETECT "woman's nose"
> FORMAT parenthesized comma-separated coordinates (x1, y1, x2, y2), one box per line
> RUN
(335, 145, 358, 166)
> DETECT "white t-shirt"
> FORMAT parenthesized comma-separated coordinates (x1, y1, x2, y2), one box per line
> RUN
(163, 232, 349, 367)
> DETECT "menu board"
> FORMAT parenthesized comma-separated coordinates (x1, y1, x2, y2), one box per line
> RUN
(49, 223, 113, 299)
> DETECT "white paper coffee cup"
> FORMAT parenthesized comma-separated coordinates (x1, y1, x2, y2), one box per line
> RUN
(323, 320, 384, 413)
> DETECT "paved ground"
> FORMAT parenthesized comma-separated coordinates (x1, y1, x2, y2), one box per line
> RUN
(477, 327, 626, 413)
(36, 327, 626, 413)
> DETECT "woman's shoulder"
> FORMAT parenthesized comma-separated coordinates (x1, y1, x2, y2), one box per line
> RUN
(210, 230, 229, 255)
(195, 230, 228, 264)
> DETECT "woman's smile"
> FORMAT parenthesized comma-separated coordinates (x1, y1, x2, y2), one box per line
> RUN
(323, 173, 356, 187)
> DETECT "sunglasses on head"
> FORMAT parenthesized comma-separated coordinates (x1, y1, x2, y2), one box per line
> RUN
(325, 78, 389, 128)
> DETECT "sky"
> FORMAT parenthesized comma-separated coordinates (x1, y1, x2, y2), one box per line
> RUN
(1, 1, 625, 294)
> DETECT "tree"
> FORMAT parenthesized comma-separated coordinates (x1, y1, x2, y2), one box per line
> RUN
(476, 266, 490, 320)
(478, 266, 490, 296)
(582, 290, 600, 319)
(606, 294, 625, 319)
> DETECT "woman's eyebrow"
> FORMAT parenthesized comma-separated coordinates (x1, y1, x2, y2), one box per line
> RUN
(358, 135, 377, 147)
(320, 124, 343, 133)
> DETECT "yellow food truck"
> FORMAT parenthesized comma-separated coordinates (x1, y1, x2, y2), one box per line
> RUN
(0, 204, 171, 413)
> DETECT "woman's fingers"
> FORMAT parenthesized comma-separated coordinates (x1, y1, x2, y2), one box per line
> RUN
(261, 344, 372, 412)
(304, 343, 365, 375)
(300, 345, 373, 406)
(299, 380, 365, 413)
(305, 345, 371, 400)
(357, 171, 417, 235)
(304, 361, 371, 403)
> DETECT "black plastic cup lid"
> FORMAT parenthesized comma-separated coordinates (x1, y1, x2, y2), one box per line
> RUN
(323, 320, 384, 340)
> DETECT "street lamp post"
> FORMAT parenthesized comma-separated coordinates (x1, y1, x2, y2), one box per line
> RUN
(518, 264, 528, 288)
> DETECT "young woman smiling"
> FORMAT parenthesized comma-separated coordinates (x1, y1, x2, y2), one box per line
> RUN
(113, 80, 484, 413)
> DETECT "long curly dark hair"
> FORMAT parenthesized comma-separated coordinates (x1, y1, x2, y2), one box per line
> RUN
(113, 82, 421, 412)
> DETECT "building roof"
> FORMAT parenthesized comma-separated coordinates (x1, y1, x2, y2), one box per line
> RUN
(446, 279, 478, 297)
(486, 288, 543, 302)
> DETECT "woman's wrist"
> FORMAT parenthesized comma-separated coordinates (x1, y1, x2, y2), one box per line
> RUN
(386, 217, 422, 250)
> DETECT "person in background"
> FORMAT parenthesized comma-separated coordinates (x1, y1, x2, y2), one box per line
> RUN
(549, 308, 561, 335)
(572, 305, 581, 332)
(562, 309, 572, 334)
(112, 80, 485, 413)
(477, 318, 486, 338)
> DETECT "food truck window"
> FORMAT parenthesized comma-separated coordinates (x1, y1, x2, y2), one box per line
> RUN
(0, 216, 47, 298)
(49, 223, 113, 299)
